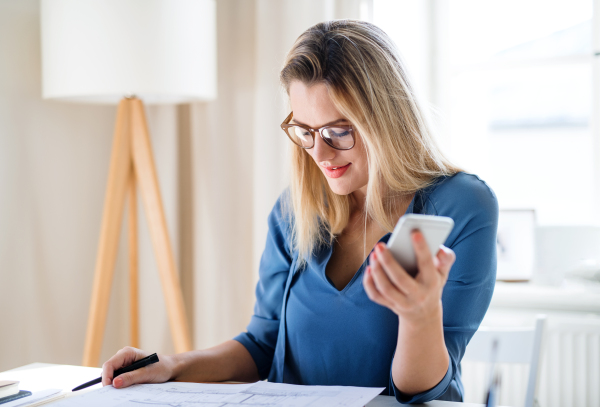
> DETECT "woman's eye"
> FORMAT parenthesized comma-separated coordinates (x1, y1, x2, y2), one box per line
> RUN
(294, 128, 311, 138)
(328, 129, 350, 138)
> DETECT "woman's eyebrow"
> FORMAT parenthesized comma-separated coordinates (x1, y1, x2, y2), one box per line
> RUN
(291, 118, 348, 127)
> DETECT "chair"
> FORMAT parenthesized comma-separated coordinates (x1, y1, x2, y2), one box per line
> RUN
(462, 315, 547, 407)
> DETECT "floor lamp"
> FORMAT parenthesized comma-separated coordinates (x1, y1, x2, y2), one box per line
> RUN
(40, 0, 217, 367)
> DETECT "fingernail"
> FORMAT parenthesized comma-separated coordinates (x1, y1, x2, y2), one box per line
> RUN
(376, 243, 384, 252)
(372, 251, 378, 260)
(113, 377, 123, 388)
(413, 232, 422, 242)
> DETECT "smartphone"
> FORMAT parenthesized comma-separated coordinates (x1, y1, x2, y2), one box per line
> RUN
(386, 214, 454, 277)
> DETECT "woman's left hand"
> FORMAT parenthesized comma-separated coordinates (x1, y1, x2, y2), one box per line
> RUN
(363, 231, 456, 323)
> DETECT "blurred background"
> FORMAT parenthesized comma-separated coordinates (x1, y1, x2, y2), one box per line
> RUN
(0, 1, 599, 407)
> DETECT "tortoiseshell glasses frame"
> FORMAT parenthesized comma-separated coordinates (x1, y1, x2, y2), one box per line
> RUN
(280, 112, 356, 150)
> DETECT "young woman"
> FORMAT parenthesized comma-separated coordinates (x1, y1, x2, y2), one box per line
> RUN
(101, 20, 498, 404)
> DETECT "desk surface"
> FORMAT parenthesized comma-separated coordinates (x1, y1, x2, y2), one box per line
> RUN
(0, 363, 490, 407)
(491, 280, 600, 313)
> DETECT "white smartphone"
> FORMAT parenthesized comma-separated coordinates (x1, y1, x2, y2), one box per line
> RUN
(386, 214, 454, 277)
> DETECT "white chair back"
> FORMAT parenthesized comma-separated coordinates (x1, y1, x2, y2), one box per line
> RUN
(463, 315, 546, 407)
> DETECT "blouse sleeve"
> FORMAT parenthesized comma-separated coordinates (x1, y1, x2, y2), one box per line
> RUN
(233, 193, 294, 379)
(393, 174, 499, 404)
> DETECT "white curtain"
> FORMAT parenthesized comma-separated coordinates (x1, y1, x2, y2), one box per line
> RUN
(0, 0, 371, 371)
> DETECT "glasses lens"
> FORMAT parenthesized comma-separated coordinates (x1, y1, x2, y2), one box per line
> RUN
(287, 126, 314, 148)
(322, 127, 354, 149)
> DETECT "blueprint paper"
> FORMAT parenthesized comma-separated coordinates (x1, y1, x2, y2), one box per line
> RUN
(48, 381, 384, 407)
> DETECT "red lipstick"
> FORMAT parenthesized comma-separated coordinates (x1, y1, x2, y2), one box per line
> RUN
(322, 163, 351, 178)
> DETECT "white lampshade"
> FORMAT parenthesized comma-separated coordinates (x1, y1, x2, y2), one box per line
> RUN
(41, 0, 217, 105)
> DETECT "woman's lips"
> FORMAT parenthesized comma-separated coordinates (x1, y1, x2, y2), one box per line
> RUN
(323, 163, 351, 178)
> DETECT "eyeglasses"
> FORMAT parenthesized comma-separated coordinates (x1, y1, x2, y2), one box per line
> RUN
(280, 112, 355, 150)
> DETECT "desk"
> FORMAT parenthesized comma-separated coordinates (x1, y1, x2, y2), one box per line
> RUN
(0, 363, 491, 407)
(491, 280, 600, 313)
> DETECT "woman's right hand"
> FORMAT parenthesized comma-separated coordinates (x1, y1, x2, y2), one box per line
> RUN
(101, 347, 178, 389)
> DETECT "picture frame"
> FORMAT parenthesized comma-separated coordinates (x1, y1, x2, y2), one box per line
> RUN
(495, 209, 536, 281)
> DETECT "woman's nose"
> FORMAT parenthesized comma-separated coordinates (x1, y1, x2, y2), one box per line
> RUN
(311, 131, 336, 161)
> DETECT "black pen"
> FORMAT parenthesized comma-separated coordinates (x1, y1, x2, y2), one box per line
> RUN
(72, 353, 159, 391)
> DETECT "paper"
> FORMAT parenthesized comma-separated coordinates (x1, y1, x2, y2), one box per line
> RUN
(0, 364, 102, 394)
(1, 389, 62, 407)
(49, 381, 384, 407)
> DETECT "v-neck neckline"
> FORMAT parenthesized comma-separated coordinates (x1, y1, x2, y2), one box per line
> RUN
(325, 232, 393, 294)
(320, 192, 417, 293)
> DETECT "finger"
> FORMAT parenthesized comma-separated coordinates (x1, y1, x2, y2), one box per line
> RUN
(435, 245, 456, 278)
(102, 347, 148, 387)
(113, 369, 149, 389)
(374, 243, 417, 296)
(370, 253, 410, 309)
(363, 266, 394, 309)
(113, 358, 165, 389)
(412, 231, 436, 285)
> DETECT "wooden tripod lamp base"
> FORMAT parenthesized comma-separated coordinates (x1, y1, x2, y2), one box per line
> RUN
(82, 97, 192, 367)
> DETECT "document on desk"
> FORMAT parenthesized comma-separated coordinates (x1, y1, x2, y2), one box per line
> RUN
(48, 381, 384, 407)
(1, 389, 63, 407)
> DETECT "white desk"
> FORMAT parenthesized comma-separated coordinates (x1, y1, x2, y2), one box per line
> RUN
(491, 280, 600, 313)
(0, 363, 490, 407)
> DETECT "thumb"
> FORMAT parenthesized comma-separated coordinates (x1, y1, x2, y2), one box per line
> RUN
(112, 371, 141, 389)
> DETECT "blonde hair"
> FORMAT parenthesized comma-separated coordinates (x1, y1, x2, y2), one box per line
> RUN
(280, 20, 460, 262)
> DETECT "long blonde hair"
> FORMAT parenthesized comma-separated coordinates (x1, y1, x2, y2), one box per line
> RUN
(280, 20, 460, 262)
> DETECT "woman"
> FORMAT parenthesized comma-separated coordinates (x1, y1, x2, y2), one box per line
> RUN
(101, 20, 498, 404)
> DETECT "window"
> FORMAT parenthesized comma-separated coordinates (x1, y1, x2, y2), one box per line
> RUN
(374, 0, 598, 225)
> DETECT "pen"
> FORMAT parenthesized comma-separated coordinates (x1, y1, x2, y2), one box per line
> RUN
(72, 353, 159, 392)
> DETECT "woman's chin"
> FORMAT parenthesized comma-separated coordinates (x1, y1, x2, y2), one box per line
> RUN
(326, 181, 354, 196)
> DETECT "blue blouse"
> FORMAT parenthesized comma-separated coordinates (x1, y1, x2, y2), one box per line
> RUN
(234, 172, 498, 404)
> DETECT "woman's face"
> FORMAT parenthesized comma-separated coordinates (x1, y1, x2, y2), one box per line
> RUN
(289, 81, 369, 198)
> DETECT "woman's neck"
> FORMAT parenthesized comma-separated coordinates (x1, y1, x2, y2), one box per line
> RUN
(349, 185, 368, 214)
(349, 189, 416, 224)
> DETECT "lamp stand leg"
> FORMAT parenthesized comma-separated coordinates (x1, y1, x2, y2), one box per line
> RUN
(130, 99, 193, 353)
(128, 173, 140, 349)
(82, 100, 133, 367)
(82, 98, 192, 367)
